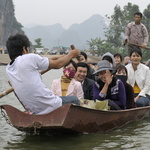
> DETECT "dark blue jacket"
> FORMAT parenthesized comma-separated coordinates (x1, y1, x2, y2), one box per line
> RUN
(93, 78, 126, 109)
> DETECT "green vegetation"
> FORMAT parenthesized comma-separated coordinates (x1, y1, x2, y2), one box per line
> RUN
(13, 18, 24, 33)
(0, 0, 23, 46)
(87, 3, 150, 61)
(33, 38, 44, 48)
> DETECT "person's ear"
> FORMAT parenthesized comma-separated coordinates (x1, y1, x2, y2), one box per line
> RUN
(22, 47, 28, 54)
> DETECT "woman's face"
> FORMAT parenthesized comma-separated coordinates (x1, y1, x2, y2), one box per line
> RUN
(64, 63, 76, 71)
(116, 68, 127, 83)
(130, 52, 141, 66)
(63, 63, 76, 78)
(116, 69, 126, 75)
(98, 70, 111, 83)
(78, 55, 86, 62)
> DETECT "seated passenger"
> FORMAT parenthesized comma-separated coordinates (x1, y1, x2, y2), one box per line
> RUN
(77, 51, 95, 80)
(123, 56, 131, 66)
(116, 65, 135, 109)
(93, 60, 126, 110)
(125, 49, 150, 107)
(114, 53, 123, 70)
(51, 60, 84, 100)
(75, 62, 94, 100)
(101, 52, 116, 68)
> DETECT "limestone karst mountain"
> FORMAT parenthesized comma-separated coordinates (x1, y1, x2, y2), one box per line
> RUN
(23, 14, 107, 50)
(0, 0, 23, 47)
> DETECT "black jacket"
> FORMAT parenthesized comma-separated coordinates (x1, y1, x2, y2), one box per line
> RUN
(82, 78, 94, 100)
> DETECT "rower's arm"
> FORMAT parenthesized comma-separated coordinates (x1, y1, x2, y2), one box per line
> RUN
(48, 49, 80, 69)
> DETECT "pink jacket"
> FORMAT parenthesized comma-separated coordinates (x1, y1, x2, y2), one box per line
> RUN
(51, 78, 84, 100)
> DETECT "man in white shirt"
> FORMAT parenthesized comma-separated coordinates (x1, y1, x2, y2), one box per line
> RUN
(6, 34, 80, 115)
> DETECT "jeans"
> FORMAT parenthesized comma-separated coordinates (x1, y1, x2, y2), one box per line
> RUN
(60, 96, 80, 106)
(135, 94, 150, 107)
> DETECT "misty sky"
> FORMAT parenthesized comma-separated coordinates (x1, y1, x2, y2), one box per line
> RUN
(13, 0, 149, 29)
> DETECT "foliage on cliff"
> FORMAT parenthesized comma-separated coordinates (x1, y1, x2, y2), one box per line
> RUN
(0, 0, 23, 46)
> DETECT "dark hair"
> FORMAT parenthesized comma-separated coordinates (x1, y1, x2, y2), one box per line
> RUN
(80, 51, 87, 60)
(117, 65, 128, 77)
(6, 34, 30, 60)
(114, 53, 123, 61)
(102, 56, 113, 64)
(134, 12, 142, 18)
(64, 59, 77, 71)
(129, 49, 142, 57)
(76, 62, 90, 72)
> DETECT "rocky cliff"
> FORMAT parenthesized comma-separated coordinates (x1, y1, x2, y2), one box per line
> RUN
(0, 0, 23, 46)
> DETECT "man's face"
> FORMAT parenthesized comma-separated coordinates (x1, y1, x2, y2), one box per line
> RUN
(134, 15, 141, 24)
(114, 56, 121, 65)
(75, 67, 87, 82)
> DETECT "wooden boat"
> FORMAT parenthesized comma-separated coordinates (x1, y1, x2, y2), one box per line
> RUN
(1, 104, 150, 134)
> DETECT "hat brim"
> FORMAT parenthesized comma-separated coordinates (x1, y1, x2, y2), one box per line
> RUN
(93, 67, 115, 75)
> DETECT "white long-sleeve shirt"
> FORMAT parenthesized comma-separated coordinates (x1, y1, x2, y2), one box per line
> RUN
(126, 63, 150, 97)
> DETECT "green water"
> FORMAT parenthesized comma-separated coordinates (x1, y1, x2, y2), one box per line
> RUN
(1, 66, 150, 150)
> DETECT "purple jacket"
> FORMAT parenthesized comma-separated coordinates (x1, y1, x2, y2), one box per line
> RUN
(93, 78, 126, 109)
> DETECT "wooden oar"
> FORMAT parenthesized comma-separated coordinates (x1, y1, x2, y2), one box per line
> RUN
(0, 88, 14, 98)
(127, 41, 150, 50)
(0, 45, 76, 99)
(0, 62, 8, 66)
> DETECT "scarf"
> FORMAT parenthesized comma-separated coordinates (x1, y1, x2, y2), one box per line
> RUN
(61, 76, 72, 96)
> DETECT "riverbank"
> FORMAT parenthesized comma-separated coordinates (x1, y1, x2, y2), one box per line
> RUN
(0, 54, 10, 63)
(0, 54, 100, 64)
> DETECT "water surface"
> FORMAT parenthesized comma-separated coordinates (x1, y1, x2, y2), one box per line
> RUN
(0, 66, 150, 150)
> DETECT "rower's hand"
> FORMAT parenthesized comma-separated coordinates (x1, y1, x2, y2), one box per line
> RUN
(69, 48, 80, 58)
(124, 39, 127, 46)
(134, 95, 140, 102)
(141, 44, 147, 48)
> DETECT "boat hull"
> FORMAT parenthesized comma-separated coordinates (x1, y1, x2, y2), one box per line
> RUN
(1, 104, 150, 134)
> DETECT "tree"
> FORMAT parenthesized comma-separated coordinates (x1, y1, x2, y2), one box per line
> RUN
(122, 3, 140, 23)
(141, 4, 150, 61)
(33, 38, 44, 48)
(143, 4, 150, 42)
(87, 3, 150, 60)
(105, 5, 124, 48)
(87, 38, 122, 56)
(105, 3, 140, 48)
(87, 38, 105, 56)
